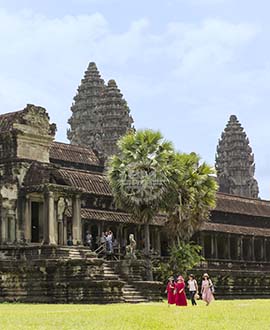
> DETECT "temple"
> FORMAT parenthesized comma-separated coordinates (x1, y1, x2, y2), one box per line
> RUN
(0, 63, 269, 302)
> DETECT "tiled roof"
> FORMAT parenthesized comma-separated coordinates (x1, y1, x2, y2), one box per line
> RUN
(55, 168, 111, 195)
(50, 142, 100, 167)
(215, 193, 270, 218)
(65, 207, 166, 226)
(201, 221, 270, 237)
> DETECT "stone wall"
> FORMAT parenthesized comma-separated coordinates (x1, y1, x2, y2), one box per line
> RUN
(194, 260, 270, 299)
(0, 247, 125, 304)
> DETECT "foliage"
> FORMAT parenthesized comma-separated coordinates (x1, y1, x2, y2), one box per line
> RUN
(156, 241, 204, 282)
(0, 301, 269, 330)
(107, 129, 176, 223)
(166, 152, 218, 241)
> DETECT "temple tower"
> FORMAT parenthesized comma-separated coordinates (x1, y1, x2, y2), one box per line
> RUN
(67, 63, 133, 160)
(215, 115, 259, 198)
(67, 62, 105, 147)
(94, 79, 133, 160)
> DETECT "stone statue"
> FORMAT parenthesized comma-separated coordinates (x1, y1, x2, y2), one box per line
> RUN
(125, 234, 137, 259)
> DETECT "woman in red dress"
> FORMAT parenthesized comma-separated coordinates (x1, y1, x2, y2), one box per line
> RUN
(174, 276, 187, 307)
(165, 276, 175, 306)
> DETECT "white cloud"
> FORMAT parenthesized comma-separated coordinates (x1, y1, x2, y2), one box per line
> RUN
(0, 8, 269, 197)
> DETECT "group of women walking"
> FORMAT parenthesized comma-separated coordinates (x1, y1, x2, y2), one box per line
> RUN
(166, 273, 215, 307)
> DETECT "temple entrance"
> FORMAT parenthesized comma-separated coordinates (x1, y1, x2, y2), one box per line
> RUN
(31, 202, 40, 243)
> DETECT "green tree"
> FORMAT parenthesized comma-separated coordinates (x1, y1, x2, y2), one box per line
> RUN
(156, 241, 204, 282)
(107, 129, 177, 280)
(167, 152, 218, 242)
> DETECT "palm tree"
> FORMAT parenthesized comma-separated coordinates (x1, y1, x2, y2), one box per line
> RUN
(166, 152, 218, 243)
(107, 130, 177, 280)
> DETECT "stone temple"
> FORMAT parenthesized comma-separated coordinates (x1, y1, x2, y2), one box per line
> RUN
(0, 62, 269, 303)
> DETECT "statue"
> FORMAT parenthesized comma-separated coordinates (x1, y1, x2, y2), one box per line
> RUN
(125, 234, 137, 259)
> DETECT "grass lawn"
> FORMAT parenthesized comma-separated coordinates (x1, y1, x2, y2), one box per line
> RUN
(0, 299, 269, 330)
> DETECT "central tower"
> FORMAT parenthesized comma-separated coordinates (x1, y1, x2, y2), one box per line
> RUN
(215, 115, 259, 198)
(67, 62, 134, 161)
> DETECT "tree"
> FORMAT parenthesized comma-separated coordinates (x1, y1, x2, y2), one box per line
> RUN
(107, 129, 177, 280)
(167, 152, 218, 242)
(156, 241, 204, 282)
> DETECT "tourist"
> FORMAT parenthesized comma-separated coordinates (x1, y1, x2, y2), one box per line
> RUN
(165, 276, 175, 306)
(106, 230, 113, 254)
(67, 234, 73, 246)
(174, 276, 187, 307)
(188, 274, 198, 306)
(85, 231, 92, 250)
(201, 273, 215, 306)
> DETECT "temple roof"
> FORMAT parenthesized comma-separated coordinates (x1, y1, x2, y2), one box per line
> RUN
(201, 221, 270, 237)
(215, 193, 270, 218)
(50, 142, 101, 167)
(65, 207, 166, 226)
(54, 168, 111, 196)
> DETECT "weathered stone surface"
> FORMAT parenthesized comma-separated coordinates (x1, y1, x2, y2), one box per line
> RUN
(67, 63, 134, 161)
(0, 247, 125, 304)
(215, 115, 259, 198)
(194, 259, 270, 299)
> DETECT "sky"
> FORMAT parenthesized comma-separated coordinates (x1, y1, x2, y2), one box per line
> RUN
(0, 0, 270, 198)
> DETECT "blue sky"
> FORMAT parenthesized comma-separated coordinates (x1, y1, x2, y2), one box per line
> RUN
(0, 0, 270, 198)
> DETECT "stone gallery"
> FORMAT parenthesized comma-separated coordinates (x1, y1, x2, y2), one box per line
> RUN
(0, 62, 269, 303)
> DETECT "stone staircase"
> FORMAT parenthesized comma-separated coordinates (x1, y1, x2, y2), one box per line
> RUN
(103, 261, 153, 303)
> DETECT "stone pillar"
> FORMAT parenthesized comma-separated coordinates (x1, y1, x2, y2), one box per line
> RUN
(63, 217, 67, 245)
(214, 234, 218, 259)
(72, 194, 82, 245)
(251, 237, 255, 261)
(260, 238, 264, 261)
(44, 191, 56, 245)
(200, 232, 205, 257)
(239, 236, 243, 260)
(263, 238, 267, 262)
(227, 234, 231, 260)
(9, 216, 16, 243)
(1, 208, 7, 244)
(210, 234, 215, 259)
(24, 196, 31, 242)
(155, 227, 161, 256)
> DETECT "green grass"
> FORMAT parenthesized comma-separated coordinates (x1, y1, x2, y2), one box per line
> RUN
(0, 300, 270, 330)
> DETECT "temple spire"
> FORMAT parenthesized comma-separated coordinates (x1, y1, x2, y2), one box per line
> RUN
(67, 63, 134, 161)
(94, 79, 134, 160)
(67, 62, 105, 147)
(215, 115, 259, 198)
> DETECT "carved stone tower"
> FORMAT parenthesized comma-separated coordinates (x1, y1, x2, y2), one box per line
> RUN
(67, 63, 133, 160)
(215, 115, 259, 198)
(67, 62, 105, 147)
(94, 79, 133, 160)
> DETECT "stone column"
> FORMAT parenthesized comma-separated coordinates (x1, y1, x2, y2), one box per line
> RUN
(9, 216, 16, 243)
(227, 234, 231, 260)
(214, 234, 218, 259)
(251, 237, 255, 261)
(44, 191, 56, 245)
(63, 217, 67, 245)
(155, 227, 161, 256)
(24, 196, 31, 243)
(1, 208, 7, 244)
(200, 232, 205, 257)
(72, 194, 82, 245)
(238, 236, 243, 260)
(263, 238, 267, 262)
(210, 234, 215, 259)
(260, 237, 264, 261)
